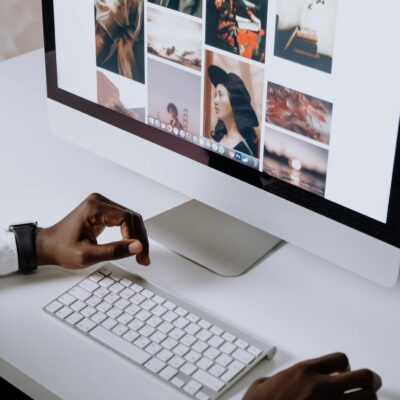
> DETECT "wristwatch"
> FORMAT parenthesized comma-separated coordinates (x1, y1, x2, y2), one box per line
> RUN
(9, 222, 38, 274)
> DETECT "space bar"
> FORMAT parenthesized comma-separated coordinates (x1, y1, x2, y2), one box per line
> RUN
(90, 326, 151, 365)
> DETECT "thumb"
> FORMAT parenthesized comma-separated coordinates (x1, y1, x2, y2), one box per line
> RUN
(80, 239, 143, 265)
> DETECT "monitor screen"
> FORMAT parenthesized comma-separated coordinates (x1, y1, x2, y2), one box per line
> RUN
(47, 0, 400, 244)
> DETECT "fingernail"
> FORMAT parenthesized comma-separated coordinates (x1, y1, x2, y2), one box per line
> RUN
(128, 241, 142, 254)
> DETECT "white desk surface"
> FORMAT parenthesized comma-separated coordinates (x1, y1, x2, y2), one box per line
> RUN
(1, 50, 399, 400)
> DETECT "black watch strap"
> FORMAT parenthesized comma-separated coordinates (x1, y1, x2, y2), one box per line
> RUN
(9, 223, 38, 274)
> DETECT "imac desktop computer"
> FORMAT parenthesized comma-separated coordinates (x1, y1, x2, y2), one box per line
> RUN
(43, 0, 400, 288)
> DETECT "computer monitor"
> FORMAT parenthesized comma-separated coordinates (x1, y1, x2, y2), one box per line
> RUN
(43, 0, 400, 287)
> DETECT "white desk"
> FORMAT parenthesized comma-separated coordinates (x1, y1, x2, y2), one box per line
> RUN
(0, 50, 399, 400)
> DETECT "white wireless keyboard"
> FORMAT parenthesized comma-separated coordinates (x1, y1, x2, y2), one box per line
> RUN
(44, 263, 276, 399)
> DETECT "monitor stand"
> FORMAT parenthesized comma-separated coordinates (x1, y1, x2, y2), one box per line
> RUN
(146, 200, 284, 277)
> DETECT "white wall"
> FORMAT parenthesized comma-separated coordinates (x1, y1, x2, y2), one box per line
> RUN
(0, 0, 43, 61)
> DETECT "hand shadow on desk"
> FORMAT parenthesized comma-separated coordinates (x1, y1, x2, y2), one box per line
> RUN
(220, 348, 293, 400)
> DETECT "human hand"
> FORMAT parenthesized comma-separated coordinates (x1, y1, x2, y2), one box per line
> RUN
(35, 193, 150, 269)
(243, 353, 382, 400)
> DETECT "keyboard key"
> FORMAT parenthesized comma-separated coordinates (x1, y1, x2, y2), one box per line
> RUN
(89, 271, 104, 283)
(153, 295, 165, 305)
(109, 282, 124, 294)
(139, 325, 155, 337)
(198, 320, 211, 330)
(221, 368, 241, 383)
(90, 326, 151, 365)
(185, 323, 201, 336)
(86, 296, 102, 307)
(152, 305, 167, 317)
(184, 380, 202, 395)
(115, 298, 130, 310)
(192, 340, 208, 354)
(58, 293, 75, 306)
(150, 331, 166, 344)
(181, 334, 197, 347)
(248, 345, 262, 357)
(97, 301, 112, 313)
(216, 354, 233, 368)
(197, 329, 212, 342)
(208, 335, 224, 349)
(99, 266, 112, 276)
(99, 277, 114, 288)
(220, 342, 236, 355)
(157, 349, 174, 362)
(180, 362, 197, 376)
(164, 301, 176, 311)
(175, 307, 188, 317)
(69, 286, 92, 301)
(101, 318, 118, 330)
(131, 294, 145, 305)
(136, 310, 151, 322)
(76, 318, 96, 333)
(91, 312, 107, 324)
(125, 304, 140, 316)
(169, 355, 185, 369)
(187, 313, 200, 323)
(104, 293, 120, 304)
(130, 283, 143, 293)
(79, 279, 99, 293)
(120, 288, 134, 299)
(174, 317, 190, 329)
(45, 300, 63, 313)
(185, 350, 202, 364)
(171, 377, 185, 388)
(141, 299, 156, 311)
(210, 326, 224, 336)
(142, 289, 154, 299)
(173, 344, 190, 357)
(107, 307, 123, 319)
(109, 272, 123, 282)
(117, 313, 133, 325)
(120, 277, 133, 287)
(209, 364, 226, 378)
(94, 287, 109, 299)
(81, 306, 96, 318)
(145, 342, 162, 356)
(128, 319, 144, 331)
(235, 339, 249, 350)
(163, 311, 178, 323)
(232, 348, 255, 365)
(71, 300, 86, 312)
(147, 316, 162, 328)
(112, 324, 128, 336)
(159, 365, 177, 380)
(197, 357, 213, 371)
(66, 312, 83, 325)
(229, 360, 246, 373)
(158, 321, 174, 334)
(134, 336, 151, 349)
(145, 358, 166, 374)
(222, 332, 236, 343)
(169, 328, 185, 340)
(204, 347, 220, 360)
(162, 337, 178, 350)
(56, 306, 73, 319)
(192, 369, 225, 392)
(122, 330, 139, 343)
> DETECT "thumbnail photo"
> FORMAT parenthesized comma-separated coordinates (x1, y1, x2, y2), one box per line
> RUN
(95, 0, 145, 83)
(266, 82, 333, 145)
(274, 0, 338, 73)
(203, 51, 265, 158)
(148, 58, 201, 136)
(206, 0, 268, 62)
(148, 6, 202, 72)
(97, 69, 146, 122)
(264, 127, 328, 196)
(148, 0, 202, 18)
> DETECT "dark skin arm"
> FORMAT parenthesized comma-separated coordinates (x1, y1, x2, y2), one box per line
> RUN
(35, 193, 150, 268)
(243, 353, 382, 400)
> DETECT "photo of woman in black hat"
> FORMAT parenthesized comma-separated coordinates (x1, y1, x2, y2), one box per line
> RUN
(208, 65, 259, 157)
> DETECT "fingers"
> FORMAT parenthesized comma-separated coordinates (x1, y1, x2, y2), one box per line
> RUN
(78, 240, 143, 266)
(331, 369, 382, 393)
(306, 353, 350, 374)
(343, 389, 378, 400)
(84, 194, 150, 266)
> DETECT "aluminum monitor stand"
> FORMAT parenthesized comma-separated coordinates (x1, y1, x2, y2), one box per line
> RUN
(146, 200, 284, 277)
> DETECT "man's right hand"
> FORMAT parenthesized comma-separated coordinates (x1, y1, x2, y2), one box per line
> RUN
(243, 353, 382, 400)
